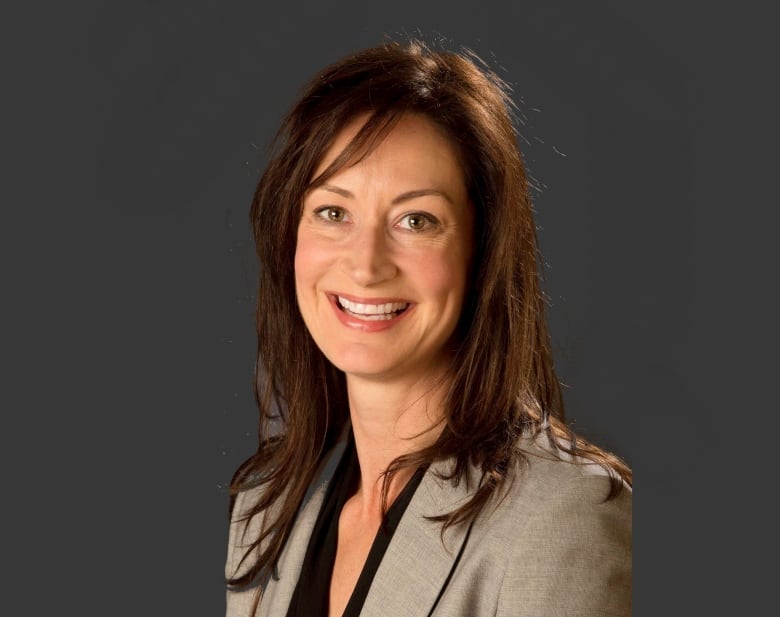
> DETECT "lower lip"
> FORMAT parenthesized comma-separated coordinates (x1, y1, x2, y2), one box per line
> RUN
(328, 295, 413, 333)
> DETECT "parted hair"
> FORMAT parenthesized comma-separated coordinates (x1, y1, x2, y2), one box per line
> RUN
(228, 38, 631, 590)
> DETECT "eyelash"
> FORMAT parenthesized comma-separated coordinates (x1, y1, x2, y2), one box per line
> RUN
(311, 206, 439, 232)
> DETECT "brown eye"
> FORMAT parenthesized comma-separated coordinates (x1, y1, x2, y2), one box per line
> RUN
(398, 212, 436, 232)
(314, 206, 347, 223)
(408, 214, 425, 230)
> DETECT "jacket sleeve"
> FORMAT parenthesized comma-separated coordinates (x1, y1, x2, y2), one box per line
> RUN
(496, 473, 632, 617)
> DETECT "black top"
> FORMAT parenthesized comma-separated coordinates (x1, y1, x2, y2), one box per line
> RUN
(285, 435, 426, 617)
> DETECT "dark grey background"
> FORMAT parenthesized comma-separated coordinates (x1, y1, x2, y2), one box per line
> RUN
(3, 0, 775, 615)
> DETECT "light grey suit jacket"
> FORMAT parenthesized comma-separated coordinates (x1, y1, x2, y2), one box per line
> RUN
(225, 433, 632, 616)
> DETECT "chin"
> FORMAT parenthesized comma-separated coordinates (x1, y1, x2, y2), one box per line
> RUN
(328, 345, 451, 385)
(328, 349, 400, 380)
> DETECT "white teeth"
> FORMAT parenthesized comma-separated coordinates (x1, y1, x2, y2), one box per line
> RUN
(337, 296, 408, 319)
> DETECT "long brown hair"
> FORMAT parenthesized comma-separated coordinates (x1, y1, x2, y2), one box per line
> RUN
(228, 38, 631, 589)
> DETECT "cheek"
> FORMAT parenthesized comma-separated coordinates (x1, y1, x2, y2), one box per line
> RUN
(408, 247, 470, 300)
(293, 245, 307, 287)
(294, 244, 316, 318)
(294, 231, 324, 288)
(294, 234, 326, 330)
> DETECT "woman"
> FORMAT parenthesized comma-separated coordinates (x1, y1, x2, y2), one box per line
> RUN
(225, 39, 632, 617)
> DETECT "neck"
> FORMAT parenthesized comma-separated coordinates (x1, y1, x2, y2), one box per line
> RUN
(345, 372, 448, 514)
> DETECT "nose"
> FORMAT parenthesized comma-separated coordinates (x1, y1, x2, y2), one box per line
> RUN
(341, 222, 398, 286)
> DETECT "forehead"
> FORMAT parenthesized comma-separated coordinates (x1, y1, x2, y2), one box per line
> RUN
(311, 113, 466, 190)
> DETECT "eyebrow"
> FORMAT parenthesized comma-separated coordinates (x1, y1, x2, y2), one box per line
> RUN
(319, 184, 454, 205)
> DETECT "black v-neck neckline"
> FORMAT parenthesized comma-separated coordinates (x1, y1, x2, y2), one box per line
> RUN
(285, 434, 427, 617)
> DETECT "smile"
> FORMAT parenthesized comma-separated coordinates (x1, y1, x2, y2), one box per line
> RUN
(336, 296, 410, 321)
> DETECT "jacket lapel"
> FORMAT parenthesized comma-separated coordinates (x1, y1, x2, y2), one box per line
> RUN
(260, 443, 481, 617)
(359, 459, 481, 617)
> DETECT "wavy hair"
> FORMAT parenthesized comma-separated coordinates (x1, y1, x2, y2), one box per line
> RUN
(228, 38, 632, 590)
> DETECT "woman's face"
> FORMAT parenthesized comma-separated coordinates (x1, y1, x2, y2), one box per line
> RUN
(294, 113, 474, 385)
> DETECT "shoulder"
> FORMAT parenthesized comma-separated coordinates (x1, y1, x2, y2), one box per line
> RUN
(486, 434, 632, 616)
(225, 483, 269, 582)
(225, 434, 352, 581)
(224, 483, 269, 617)
(497, 432, 632, 553)
(507, 431, 631, 503)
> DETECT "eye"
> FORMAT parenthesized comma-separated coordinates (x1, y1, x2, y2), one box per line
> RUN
(397, 212, 437, 232)
(314, 206, 348, 223)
